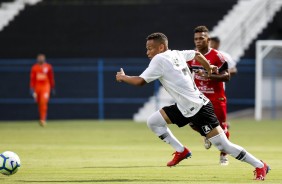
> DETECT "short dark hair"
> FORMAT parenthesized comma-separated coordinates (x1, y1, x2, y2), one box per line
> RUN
(194, 26, 209, 33)
(37, 53, 46, 58)
(146, 32, 168, 46)
(210, 36, 220, 43)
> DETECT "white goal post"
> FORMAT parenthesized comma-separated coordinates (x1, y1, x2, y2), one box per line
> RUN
(255, 40, 282, 120)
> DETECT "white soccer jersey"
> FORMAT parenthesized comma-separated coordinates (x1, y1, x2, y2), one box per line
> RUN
(140, 50, 209, 117)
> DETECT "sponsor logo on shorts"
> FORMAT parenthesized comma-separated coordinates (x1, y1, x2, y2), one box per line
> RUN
(201, 125, 212, 134)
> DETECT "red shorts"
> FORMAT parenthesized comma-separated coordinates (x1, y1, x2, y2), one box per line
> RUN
(210, 98, 227, 124)
(35, 85, 50, 104)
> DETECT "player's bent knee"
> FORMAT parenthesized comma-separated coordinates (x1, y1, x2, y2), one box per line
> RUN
(146, 112, 157, 129)
(146, 111, 168, 137)
(147, 111, 165, 128)
(212, 141, 225, 152)
(209, 132, 244, 158)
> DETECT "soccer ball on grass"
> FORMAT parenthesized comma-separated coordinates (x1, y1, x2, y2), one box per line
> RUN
(0, 151, 21, 175)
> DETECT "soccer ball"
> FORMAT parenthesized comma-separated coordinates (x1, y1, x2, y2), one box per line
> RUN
(0, 151, 21, 175)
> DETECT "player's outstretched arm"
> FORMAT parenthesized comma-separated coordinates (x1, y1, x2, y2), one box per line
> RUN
(116, 68, 146, 86)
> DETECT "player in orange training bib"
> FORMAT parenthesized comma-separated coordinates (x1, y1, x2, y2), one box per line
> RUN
(30, 54, 55, 126)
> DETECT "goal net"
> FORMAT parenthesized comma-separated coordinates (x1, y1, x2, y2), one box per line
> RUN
(255, 40, 282, 120)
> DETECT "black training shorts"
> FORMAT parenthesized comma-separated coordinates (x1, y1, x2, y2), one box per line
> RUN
(162, 101, 220, 136)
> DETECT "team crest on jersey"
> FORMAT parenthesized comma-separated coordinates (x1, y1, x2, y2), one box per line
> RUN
(172, 57, 186, 71)
(201, 125, 212, 134)
(173, 58, 180, 67)
(43, 67, 48, 73)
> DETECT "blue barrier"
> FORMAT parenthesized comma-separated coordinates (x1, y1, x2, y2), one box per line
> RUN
(98, 59, 104, 119)
(0, 58, 158, 119)
(0, 58, 256, 120)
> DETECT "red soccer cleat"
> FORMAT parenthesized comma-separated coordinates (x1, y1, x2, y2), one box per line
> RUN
(167, 147, 192, 167)
(254, 161, 270, 180)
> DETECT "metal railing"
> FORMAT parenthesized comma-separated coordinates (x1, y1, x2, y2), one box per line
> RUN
(211, 0, 282, 61)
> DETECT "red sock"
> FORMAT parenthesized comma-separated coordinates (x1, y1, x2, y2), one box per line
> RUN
(221, 122, 230, 139)
(38, 102, 48, 121)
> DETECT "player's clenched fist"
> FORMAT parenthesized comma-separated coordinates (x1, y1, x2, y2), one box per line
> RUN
(116, 68, 125, 82)
(211, 65, 219, 74)
(206, 65, 219, 77)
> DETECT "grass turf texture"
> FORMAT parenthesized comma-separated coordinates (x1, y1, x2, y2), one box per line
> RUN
(0, 119, 281, 184)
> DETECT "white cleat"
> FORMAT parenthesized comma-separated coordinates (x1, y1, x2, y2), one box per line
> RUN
(204, 137, 212, 149)
(220, 155, 229, 166)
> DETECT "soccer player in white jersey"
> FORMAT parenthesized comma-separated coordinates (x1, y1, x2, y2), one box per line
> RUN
(116, 32, 270, 180)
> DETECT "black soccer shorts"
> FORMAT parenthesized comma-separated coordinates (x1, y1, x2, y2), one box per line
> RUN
(162, 101, 220, 136)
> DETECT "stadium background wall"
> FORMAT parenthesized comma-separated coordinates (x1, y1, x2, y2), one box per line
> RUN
(0, 58, 254, 120)
(0, 0, 238, 58)
(0, 0, 281, 120)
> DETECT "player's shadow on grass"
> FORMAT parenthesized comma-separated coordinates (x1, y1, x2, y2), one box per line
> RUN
(20, 179, 136, 183)
(84, 165, 166, 169)
(19, 179, 188, 183)
(83, 164, 211, 169)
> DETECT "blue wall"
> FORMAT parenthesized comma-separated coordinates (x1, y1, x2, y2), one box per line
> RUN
(0, 58, 255, 120)
(225, 59, 255, 111)
(0, 58, 157, 120)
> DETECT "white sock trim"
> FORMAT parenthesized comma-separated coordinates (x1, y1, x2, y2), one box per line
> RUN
(208, 132, 263, 168)
(147, 111, 184, 152)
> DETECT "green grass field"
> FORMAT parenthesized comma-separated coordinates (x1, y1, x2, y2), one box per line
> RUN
(0, 119, 281, 184)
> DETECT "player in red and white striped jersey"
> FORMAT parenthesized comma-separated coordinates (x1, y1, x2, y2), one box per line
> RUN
(187, 26, 230, 165)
